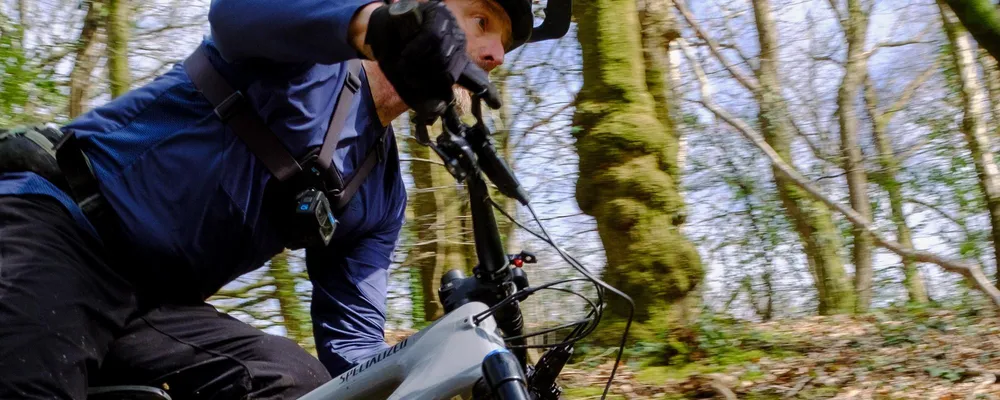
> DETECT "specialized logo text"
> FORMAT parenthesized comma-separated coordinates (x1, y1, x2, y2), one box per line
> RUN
(339, 337, 410, 384)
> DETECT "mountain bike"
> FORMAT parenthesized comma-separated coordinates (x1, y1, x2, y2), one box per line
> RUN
(87, 0, 635, 398)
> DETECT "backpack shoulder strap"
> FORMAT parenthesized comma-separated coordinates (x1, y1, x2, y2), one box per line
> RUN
(318, 61, 389, 211)
(334, 128, 388, 210)
(318, 59, 363, 191)
(185, 47, 383, 211)
(183, 46, 302, 181)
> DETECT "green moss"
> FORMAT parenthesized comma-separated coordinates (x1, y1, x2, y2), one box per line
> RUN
(944, 0, 1000, 62)
(739, 369, 767, 382)
(573, 0, 704, 326)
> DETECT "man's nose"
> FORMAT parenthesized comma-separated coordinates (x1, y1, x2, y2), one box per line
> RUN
(477, 40, 506, 71)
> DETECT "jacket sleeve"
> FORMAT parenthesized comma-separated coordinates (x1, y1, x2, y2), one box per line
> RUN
(208, 0, 378, 65)
(306, 217, 404, 377)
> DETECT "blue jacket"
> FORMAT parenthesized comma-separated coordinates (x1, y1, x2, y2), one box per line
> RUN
(0, 0, 406, 377)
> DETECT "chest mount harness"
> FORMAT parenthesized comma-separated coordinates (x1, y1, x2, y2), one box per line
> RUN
(183, 47, 388, 249)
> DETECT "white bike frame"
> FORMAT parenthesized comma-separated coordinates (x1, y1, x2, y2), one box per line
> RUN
(298, 301, 508, 400)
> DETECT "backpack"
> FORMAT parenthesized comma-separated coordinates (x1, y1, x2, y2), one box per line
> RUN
(0, 124, 69, 192)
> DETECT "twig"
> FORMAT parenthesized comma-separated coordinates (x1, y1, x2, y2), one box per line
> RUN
(674, 0, 759, 94)
(784, 376, 813, 399)
(965, 368, 998, 400)
(710, 378, 739, 400)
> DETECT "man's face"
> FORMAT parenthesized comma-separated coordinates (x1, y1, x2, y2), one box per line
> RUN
(443, 0, 512, 113)
(444, 0, 512, 72)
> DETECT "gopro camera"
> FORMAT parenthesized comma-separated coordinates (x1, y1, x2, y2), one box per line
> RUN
(285, 188, 338, 249)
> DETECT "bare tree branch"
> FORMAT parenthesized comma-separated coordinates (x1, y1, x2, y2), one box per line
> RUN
(679, 37, 1000, 309)
(826, 0, 847, 31)
(884, 63, 937, 117)
(674, 0, 760, 94)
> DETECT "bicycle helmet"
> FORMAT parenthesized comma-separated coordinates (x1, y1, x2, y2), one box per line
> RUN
(492, 0, 534, 51)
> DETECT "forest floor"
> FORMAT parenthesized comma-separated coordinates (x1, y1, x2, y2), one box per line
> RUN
(554, 303, 1000, 399)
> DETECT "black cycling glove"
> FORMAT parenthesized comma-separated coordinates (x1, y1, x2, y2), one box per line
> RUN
(365, 1, 500, 121)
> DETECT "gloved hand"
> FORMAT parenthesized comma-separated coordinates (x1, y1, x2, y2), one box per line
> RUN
(365, 0, 501, 122)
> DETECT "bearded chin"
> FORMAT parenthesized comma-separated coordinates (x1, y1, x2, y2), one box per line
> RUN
(452, 86, 473, 117)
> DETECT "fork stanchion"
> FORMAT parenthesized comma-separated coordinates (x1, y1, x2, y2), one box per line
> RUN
(481, 349, 531, 400)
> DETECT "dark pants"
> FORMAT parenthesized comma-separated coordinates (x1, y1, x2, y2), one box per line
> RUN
(0, 195, 331, 399)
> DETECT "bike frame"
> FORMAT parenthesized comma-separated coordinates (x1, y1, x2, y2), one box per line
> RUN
(298, 302, 505, 400)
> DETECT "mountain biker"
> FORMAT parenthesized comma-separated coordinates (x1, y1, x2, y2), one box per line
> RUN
(0, 0, 533, 398)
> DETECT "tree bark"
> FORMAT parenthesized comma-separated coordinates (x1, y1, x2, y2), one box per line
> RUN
(105, 0, 131, 97)
(639, 0, 699, 324)
(981, 49, 1000, 141)
(940, 0, 1000, 63)
(405, 128, 439, 322)
(940, 1, 1000, 287)
(752, 0, 854, 314)
(573, 0, 703, 323)
(70, 0, 103, 118)
(837, 0, 874, 313)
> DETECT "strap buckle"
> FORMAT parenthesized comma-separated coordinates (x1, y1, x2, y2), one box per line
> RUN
(345, 70, 362, 94)
(214, 91, 245, 122)
(376, 131, 387, 162)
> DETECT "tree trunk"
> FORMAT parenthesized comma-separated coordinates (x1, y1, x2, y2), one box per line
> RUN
(838, 0, 874, 313)
(863, 67, 932, 304)
(573, 0, 703, 324)
(940, 1, 1000, 286)
(638, 0, 680, 147)
(406, 120, 473, 323)
(405, 129, 440, 322)
(866, 90, 930, 304)
(105, 0, 130, 97)
(981, 49, 1000, 140)
(752, 0, 854, 314)
(638, 0, 699, 324)
(269, 252, 311, 347)
(70, 0, 103, 118)
(495, 70, 519, 251)
(941, 0, 1000, 63)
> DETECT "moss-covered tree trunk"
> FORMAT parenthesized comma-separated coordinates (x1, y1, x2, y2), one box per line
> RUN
(105, 0, 130, 98)
(269, 252, 311, 348)
(752, 0, 854, 314)
(573, 0, 703, 324)
(70, 0, 102, 118)
(838, 0, 874, 313)
(940, 1, 1000, 284)
(941, 0, 1000, 63)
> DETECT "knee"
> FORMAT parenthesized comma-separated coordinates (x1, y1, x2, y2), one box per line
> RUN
(246, 335, 331, 397)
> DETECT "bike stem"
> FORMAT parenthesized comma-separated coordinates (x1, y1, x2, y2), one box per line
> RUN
(467, 171, 508, 279)
(430, 104, 529, 369)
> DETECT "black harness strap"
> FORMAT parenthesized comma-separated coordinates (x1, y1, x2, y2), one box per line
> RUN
(182, 46, 383, 211)
(335, 129, 388, 210)
(183, 47, 303, 182)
